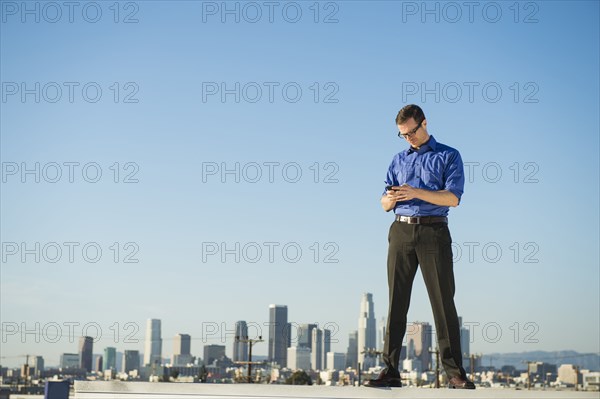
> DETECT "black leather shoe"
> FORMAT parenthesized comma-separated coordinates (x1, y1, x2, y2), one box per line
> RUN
(448, 376, 476, 389)
(364, 368, 402, 388)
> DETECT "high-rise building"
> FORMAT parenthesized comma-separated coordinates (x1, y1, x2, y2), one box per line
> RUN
(458, 317, 470, 367)
(233, 321, 248, 363)
(268, 304, 288, 367)
(357, 293, 376, 370)
(203, 345, 226, 365)
(322, 329, 331, 370)
(79, 336, 93, 372)
(326, 352, 346, 371)
(287, 346, 310, 371)
(311, 328, 323, 371)
(144, 319, 162, 366)
(378, 317, 386, 352)
(406, 336, 415, 359)
(172, 334, 192, 366)
(123, 350, 140, 373)
(60, 353, 79, 369)
(95, 355, 103, 372)
(407, 321, 432, 371)
(297, 324, 317, 349)
(28, 356, 44, 377)
(103, 347, 117, 371)
(346, 330, 358, 369)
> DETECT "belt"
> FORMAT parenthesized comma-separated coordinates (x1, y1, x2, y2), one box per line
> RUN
(395, 215, 448, 224)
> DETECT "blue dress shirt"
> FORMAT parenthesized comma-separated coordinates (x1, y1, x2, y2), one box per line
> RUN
(382, 135, 465, 217)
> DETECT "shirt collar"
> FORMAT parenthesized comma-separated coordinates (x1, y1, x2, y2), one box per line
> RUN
(407, 135, 438, 154)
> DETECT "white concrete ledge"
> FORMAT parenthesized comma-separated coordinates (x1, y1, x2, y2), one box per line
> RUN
(74, 381, 599, 399)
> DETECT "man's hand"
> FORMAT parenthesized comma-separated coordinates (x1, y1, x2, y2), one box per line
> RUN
(381, 185, 404, 211)
(395, 184, 418, 201)
(381, 184, 460, 211)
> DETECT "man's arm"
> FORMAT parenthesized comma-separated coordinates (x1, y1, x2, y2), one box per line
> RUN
(381, 185, 459, 211)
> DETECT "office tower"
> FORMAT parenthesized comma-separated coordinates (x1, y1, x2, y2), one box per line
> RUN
(233, 321, 249, 362)
(407, 336, 415, 359)
(203, 345, 226, 365)
(103, 347, 117, 371)
(311, 328, 323, 370)
(123, 350, 140, 373)
(95, 355, 103, 372)
(28, 356, 44, 377)
(408, 321, 432, 371)
(79, 336, 93, 372)
(458, 316, 470, 367)
(357, 293, 376, 370)
(297, 323, 317, 349)
(346, 330, 358, 369)
(322, 329, 331, 369)
(144, 319, 162, 366)
(268, 304, 288, 367)
(327, 352, 346, 371)
(287, 346, 311, 370)
(378, 317, 386, 351)
(60, 353, 79, 369)
(172, 333, 192, 366)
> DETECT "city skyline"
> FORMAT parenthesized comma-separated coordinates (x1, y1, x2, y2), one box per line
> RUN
(1, 0, 598, 376)
(2, 295, 598, 371)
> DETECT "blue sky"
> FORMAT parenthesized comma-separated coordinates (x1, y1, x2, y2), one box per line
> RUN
(1, 1, 599, 367)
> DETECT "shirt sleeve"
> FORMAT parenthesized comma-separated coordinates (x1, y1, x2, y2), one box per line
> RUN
(382, 156, 399, 196)
(443, 150, 465, 204)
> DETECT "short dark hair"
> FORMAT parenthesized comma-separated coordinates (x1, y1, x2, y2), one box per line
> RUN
(395, 104, 425, 125)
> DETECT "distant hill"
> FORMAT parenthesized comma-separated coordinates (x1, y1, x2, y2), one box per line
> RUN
(481, 351, 599, 371)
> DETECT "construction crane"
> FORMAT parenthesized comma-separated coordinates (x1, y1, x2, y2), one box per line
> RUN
(0, 354, 33, 386)
(0, 354, 32, 367)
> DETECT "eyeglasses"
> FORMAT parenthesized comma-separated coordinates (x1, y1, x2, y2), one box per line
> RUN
(398, 120, 423, 138)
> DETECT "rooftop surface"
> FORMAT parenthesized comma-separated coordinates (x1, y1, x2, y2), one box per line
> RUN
(74, 381, 599, 399)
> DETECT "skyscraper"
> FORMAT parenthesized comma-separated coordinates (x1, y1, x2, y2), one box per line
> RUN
(408, 321, 432, 371)
(103, 347, 117, 371)
(458, 316, 470, 368)
(29, 356, 44, 377)
(172, 333, 192, 366)
(123, 350, 140, 373)
(233, 321, 249, 362)
(78, 336, 93, 372)
(322, 329, 331, 370)
(287, 346, 310, 371)
(268, 304, 288, 367)
(95, 355, 103, 372)
(377, 317, 386, 367)
(297, 323, 317, 349)
(378, 317, 386, 351)
(143, 319, 162, 366)
(357, 293, 376, 370)
(346, 330, 358, 369)
(311, 328, 323, 370)
(203, 344, 226, 365)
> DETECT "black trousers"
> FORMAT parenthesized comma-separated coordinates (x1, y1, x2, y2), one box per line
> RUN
(382, 220, 466, 379)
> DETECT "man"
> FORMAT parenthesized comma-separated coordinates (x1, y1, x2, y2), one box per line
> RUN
(365, 104, 475, 390)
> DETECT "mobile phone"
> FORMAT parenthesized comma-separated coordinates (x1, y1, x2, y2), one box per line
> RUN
(385, 185, 396, 191)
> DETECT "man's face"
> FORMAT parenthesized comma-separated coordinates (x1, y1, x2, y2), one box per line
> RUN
(398, 117, 429, 148)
